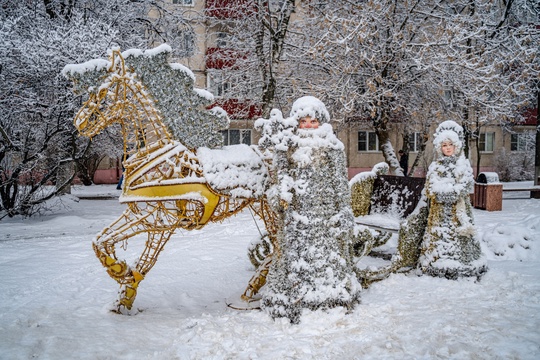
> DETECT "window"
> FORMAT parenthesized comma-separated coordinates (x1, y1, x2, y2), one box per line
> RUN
(511, 132, 534, 152)
(207, 71, 231, 97)
(309, 0, 328, 11)
(358, 131, 379, 152)
(269, 0, 294, 11)
(350, 73, 366, 95)
(172, 29, 195, 57)
(167, 25, 195, 57)
(407, 132, 422, 152)
(216, 32, 229, 48)
(479, 132, 495, 152)
(222, 129, 251, 146)
(173, 0, 193, 5)
(208, 70, 261, 99)
(443, 87, 460, 109)
(181, 31, 195, 56)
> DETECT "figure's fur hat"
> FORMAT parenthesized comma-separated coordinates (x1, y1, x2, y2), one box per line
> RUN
(289, 96, 330, 124)
(433, 120, 464, 157)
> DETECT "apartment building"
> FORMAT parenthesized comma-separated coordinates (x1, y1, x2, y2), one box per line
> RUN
(340, 113, 537, 179)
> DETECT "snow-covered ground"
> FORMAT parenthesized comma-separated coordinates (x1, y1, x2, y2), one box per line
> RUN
(1, 183, 539, 359)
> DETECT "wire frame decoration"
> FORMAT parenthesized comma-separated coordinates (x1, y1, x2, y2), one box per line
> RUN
(63, 45, 277, 313)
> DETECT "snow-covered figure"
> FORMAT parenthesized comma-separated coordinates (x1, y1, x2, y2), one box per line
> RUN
(419, 120, 488, 279)
(260, 96, 361, 324)
(356, 121, 487, 284)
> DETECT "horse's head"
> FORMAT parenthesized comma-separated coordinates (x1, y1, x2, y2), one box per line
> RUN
(63, 58, 114, 138)
(64, 49, 171, 150)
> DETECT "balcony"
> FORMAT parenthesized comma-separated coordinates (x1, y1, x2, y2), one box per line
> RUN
(205, 0, 258, 19)
(206, 47, 247, 69)
(210, 99, 262, 119)
(522, 107, 537, 125)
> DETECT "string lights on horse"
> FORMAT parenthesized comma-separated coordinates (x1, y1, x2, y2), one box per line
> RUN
(64, 45, 277, 313)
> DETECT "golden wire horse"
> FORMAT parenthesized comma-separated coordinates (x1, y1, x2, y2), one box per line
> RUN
(65, 48, 277, 313)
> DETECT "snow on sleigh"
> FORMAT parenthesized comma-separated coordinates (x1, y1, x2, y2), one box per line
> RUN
(350, 162, 425, 233)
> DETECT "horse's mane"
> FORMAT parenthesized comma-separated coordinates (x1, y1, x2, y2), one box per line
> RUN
(121, 45, 229, 150)
(64, 44, 230, 150)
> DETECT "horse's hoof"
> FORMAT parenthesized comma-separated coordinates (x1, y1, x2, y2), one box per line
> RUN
(114, 271, 144, 313)
(110, 303, 141, 315)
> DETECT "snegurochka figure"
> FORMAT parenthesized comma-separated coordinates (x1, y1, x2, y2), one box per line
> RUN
(356, 120, 487, 284)
(419, 120, 487, 279)
(260, 96, 361, 324)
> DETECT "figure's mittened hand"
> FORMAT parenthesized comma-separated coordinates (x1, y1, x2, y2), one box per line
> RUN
(436, 191, 458, 204)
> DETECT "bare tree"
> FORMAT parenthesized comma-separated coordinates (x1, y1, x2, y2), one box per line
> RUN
(0, 0, 189, 218)
(440, 0, 539, 175)
(203, 0, 297, 117)
(289, 0, 539, 175)
(286, 0, 451, 175)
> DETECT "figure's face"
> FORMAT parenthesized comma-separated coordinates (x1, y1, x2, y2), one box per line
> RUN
(441, 141, 456, 156)
(298, 116, 320, 129)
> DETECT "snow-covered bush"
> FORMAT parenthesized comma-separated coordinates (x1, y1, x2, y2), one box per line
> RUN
(494, 147, 535, 182)
(349, 162, 389, 217)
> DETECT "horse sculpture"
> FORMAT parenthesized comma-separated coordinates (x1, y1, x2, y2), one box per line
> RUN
(63, 45, 277, 313)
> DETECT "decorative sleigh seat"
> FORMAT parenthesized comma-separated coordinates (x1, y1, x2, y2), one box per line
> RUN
(350, 169, 425, 233)
(197, 144, 269, 199)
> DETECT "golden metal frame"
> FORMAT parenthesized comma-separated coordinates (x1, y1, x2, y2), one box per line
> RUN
(72, 49, 276, 313)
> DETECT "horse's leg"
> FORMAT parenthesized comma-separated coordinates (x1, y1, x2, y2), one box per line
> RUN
(240, 200, 279, 301)
(249, 199, 279, 251)
(114, 229, 174, 312)
(115, 201, 182, 312)
(92, 202, 156, 312)
(93, 203, 151, 281)
(241, 254, 272, 301)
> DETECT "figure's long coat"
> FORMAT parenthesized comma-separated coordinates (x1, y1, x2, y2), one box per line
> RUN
(261, 125, 360, 323)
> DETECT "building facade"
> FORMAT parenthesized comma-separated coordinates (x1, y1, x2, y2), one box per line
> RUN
(93, 0, 537, 183)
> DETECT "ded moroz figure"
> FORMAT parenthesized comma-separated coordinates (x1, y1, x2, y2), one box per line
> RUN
(260, 96, 361, 324)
